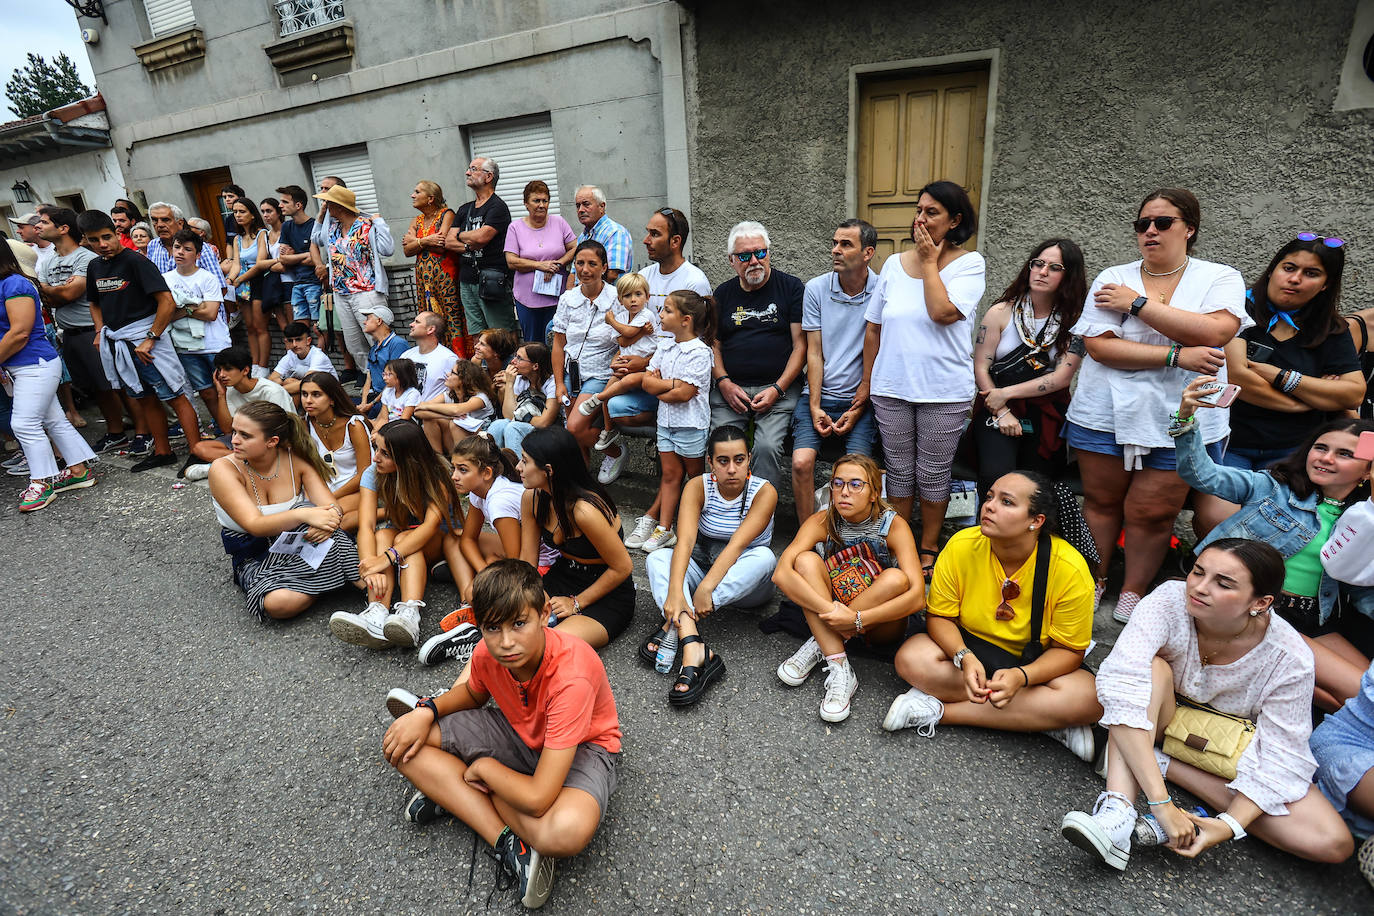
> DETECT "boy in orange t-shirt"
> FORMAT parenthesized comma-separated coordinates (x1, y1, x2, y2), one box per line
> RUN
(383, 559, 621, 909)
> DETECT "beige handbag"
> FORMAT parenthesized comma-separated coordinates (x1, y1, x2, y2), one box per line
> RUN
(1162, 695, 1256, 781)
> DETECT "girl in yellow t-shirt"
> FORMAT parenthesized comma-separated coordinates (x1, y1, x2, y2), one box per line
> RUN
(882, 471, 1102, 761)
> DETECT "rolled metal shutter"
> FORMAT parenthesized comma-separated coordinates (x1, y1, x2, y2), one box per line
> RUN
(145, 0, 197, 36)
(469, 115, 558, 220)
(309, 145, 379, 215)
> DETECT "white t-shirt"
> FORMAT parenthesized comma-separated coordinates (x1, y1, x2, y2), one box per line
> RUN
(1067, 258, 1250, 449)
(452, 392, 495, 432)
(641, 259, 712, 341)
(226, 377, 294, 415)
(402, 342, 460, 402)
(162, 267, 229, 354)
(650, 336, 714, 430)
(612, 302, 658, 359)
(469, 474, 523, 524)
(382, 386, 422, 421)
(864, 251, 986, 403)
(274, 345, 336, 379)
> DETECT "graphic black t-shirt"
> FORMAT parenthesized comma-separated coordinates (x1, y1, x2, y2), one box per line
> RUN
(455, 194, 512, 283)
(713, 269, 805, 385)
(87, 248, 170, 331)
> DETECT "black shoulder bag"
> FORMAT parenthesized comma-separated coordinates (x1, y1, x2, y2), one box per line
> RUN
(1020, 530, 1053, 662)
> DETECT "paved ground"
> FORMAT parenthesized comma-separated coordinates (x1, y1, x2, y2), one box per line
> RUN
(0, 438, 1367, 914)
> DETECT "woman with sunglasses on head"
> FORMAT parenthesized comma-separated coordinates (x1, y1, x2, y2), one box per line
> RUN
(883, 472, 1101, 758)
(1061, 539, 1351, 871)
(1191, 234, 1363, 535)
(1065, 188, 1250, 625)
(1175, 376, 1374, 709)
(774, 454, 925, 722)
(971, 239, 1088, 495)
(641, 425, 778, 706)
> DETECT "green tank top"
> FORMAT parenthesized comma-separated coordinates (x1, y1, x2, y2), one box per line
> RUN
(1281, 498, 1344, 597)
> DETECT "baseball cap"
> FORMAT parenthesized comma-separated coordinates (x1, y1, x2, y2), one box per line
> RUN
(358, 303, 394, 325)
(8, 212, 40, 228)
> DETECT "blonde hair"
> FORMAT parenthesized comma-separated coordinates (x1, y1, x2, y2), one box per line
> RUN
(824, 454, 892, 550)
(615, 272, 650, 301)
(416, 180, 445, 208)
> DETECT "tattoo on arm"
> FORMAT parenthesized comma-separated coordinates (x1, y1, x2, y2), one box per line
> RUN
(976, 325, 988, 344)
(1037, 380, 1048, 392)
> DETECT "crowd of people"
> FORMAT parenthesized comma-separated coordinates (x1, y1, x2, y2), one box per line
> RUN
(5, 170, 1374, 907)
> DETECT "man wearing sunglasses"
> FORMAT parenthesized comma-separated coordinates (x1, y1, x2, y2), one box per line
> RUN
(709, 221, 806, 488)
(574, 185, 633, 282)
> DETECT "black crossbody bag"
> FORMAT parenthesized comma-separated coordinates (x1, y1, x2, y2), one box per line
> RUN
(1020, 530, 1053, 663)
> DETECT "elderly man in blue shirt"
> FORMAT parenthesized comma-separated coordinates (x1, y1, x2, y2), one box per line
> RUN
(574, 185, 633, 282)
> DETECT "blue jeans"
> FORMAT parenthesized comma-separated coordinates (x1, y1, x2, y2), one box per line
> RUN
(177, 351, 218, 392)
(515, 301, 555, 346)
(608, 387, 658, 419)
(646, 543, 777, 616)
(1219, 444, 1295, 471)
(790, 395, 877, 455)
(488, 418, 536, 454)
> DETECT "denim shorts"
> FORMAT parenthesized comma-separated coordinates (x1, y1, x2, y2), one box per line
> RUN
(577, 376, 610, 398)
(130, 358, 185, 402)
(292, 282, 322, 321)
(608, 386, 659, 419)
(1218, 444, 1295, 471)
(1065, 421, 1224, 471)
(791, 395, 877, 454)
(657, 424, 707, 458)
(177, 351, 218, 392)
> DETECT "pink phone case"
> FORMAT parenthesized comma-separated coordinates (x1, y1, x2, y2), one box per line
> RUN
(1357, 430, 1374, 462)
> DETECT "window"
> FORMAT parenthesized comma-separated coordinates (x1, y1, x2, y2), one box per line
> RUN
(55, 193, 86, 212)
(468, 115, 559, 220)
(145, 0, 196, 37)
(276, 0, 347, 37)
(309, 145, 378, 215)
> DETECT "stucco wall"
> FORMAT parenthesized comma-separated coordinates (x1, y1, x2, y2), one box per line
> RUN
(686, 0, 1374, 308)
(0, 147, 128, 216)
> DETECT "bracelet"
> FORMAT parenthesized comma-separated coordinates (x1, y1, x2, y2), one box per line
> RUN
(1283, 370, 1302, 394)
(1216, 811, 1247, 840)
(1167, 412, 1196, 438)
(417, 696, 439, 721)
(770, 383, 785, 398)
(1166, 344, 1182, 368)
(1146, 797, 1173, 807)
(854, 610, 864, 634)
(715, 375, 732, 388)
(572, 596, 582, 615)
(1271, 369, 1290, 393)
(1015, 665, 1030, 687)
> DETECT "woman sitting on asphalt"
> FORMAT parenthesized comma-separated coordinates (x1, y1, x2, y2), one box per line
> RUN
(1176, 376, 1373, 709)
(773, 453, 925, 723)
(881, 472, 1102, 761)
(299, 371, 371, 531)
(1311, 657, 1374, 888)
(1061, 539, 1352, 870)
(642, 425, 779, 706)
(208, 401, 362, 620)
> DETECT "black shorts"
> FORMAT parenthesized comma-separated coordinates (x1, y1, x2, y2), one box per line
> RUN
(542, 556, 634, 643)
(60, 326, 112, 393)
(1273, 593, 1336, 638)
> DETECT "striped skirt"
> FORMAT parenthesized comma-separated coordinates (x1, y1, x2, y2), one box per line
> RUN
(222, 527, 361, 621)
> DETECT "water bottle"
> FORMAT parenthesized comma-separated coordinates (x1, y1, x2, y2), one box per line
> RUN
(654, 626, 678, 673)
(547, 610, 559, 628)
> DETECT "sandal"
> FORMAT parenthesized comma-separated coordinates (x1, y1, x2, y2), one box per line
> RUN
(638, 624, 670, 665)
(669, 634, 725, 706)
(918, 548, 940, 582)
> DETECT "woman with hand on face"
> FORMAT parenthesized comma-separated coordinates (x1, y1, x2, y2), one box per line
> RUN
(1065, 188, 1250, 625)
(1062, 539, 1352, 871)
(488, 341, 558, 455)
(1175, 376, 1374, 709)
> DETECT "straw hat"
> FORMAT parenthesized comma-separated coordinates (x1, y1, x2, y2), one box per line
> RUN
(6, 240, 38, 279)
(313, 185, 359, 213)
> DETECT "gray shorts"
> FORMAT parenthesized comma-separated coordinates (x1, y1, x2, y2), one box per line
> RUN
(438, 706, 619, 817)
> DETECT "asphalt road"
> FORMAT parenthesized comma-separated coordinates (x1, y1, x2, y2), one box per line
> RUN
(0, 447, 1366, 914)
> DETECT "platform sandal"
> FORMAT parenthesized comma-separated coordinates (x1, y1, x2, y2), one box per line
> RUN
(669, 634, 725, 707)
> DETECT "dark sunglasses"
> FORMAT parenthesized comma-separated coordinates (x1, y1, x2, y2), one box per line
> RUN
(1028, 258, 1066, 273)
(656, 208, 681, 236)
(1296, 232, 1344, 249)
(995, 578, 1021, 621)
(733, 249, 768, 263)
(1132, 216, 1187, 233)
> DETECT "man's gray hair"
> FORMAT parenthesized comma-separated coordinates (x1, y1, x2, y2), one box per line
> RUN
(147, 201, 184, 221)
(726, 220, 771, 257)
(576, 185, 606, 205)
(479, 157, 499, 186)
(186, 217, 212, 233)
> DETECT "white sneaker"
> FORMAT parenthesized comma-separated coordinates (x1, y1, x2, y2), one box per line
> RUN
(623, 515, 658, 549)
(641, 525, 676, 552)
(776, 636, 823, 686)
(1046, 725, 1095, 762)
(330, 601, 391, 649)
(593, 427, 622, 451)
(182, 462, 211, 482)
(819, 660, 858, 723)
(383, 599, 425, 647)
(385, 688, 419, 719)
(577, 394, 603, 417)
(1061, 791, 1136, 871)
(882, 686, 944, 736)
(597, 449, 626, 484)
(1112, 590, 1142, 625)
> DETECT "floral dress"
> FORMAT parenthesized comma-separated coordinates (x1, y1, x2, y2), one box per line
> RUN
(411, 208, 467, 357)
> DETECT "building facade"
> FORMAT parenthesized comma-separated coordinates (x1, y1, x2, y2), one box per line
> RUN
(0, 95, 128, 226)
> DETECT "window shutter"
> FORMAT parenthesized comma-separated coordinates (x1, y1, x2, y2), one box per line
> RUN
(145, 0, 197, 36)
(309, 145, 379, 215)
(468, 114, 558, 220)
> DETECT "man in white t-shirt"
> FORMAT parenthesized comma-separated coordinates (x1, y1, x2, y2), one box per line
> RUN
(162, 228, 233, 438)
(10, 213, 55, 275)
(401, 311, 459, 402)
(270, 320, 338, 401)
(186, 346, 295, 475)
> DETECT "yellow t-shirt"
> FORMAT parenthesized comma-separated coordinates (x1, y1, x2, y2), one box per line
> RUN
(927, 527, 1094, 656)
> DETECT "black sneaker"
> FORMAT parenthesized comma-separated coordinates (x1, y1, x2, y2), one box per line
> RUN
(418, 623, 482, 667)
(94, 431, 131, 452)
(403, 789, 452, 825)
(167, 421, 186, 441)
(126, 435, 153, 458)
(496, 828, 555, 909)
(131, 452, 178, 473)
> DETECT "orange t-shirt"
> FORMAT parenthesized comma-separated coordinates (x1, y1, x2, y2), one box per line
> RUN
(469, 627, 622, 754)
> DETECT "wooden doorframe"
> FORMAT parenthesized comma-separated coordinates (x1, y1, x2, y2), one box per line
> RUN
(845, 50, 1000, 245)
(185, 166, 235, 258)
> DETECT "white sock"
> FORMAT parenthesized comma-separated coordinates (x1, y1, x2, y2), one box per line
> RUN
(825, 653, 847, 673)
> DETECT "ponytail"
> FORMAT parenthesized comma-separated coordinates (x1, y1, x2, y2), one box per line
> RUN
(452, 433, 520, 482)
(667, 290, 717, 347)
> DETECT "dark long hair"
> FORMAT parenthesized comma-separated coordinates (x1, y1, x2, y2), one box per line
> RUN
(520, 427, 618, 539)
(519, 341, 554, 395)
(300, 371, 360, 418)
(1247, 237, 1346, 349)
(231, 198, 265, 237)
(373, 420, 458, 529)
(1268, 417, 1374, 504)
(992, 238, 1087, 358)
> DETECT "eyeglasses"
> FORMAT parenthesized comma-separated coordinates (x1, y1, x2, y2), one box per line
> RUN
(1028, 258, 1066, 273)
(466, 165, 491, 175)
(1297, 232, 1344, 249)
(1132, 216, 1187, 233)
(995, 578, 1021, 621)
(510, 353, 532, 363)
(733, 249, 769, 263)
(830, 477, 869, 493)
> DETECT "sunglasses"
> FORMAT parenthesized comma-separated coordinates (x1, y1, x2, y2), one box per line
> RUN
(830, 477, 869, 493)
(1297, 232, 1344, 249)
(995, 578, 1021, 621)
(733, 249, 769, 263)
(1132, 216, 1187, 233)
(1028, 258, 1066, 273)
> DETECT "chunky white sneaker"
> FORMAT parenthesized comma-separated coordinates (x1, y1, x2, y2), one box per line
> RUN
(597, 449, 627, 484)
(330, 601, 392, 649)
(577, 394, 603, 417)
(1112, 590, 1142, 625)
(819, 661, 858, 723)
(623, 515, 658, 549)
(882, 686, 944, 736)
(593, 427, 622, 451)
(182, 462, 211, 482)
(1046, 725, 1096, 762)
(383, 599, 425, 647)
(1061, 791, 1136, 871)
(776, 637, 823, 686)
(641, 525, 676, 552)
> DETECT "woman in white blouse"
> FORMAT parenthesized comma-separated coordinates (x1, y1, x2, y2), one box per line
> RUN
(1062, 539, 1351, 870)
(552, 240, 620, 452)
(1065, 188, 1250, 623)
(861, 180, 986, 580)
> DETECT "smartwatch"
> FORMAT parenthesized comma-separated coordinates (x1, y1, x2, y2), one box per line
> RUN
(951, 648, 969, 670)
(417, 696, 439, 721)
(1129, 296, 1148, 316)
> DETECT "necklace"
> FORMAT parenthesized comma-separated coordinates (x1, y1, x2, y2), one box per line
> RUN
(315, 414, 337, 431)
(1198, 616, 1256, 666)
(1321, 496, 1343, 508)
(1143, 257, 1189, 278)
(245, 452, 282, 482)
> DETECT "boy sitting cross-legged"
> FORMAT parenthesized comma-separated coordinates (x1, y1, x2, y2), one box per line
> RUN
(382, 559, 621, 910)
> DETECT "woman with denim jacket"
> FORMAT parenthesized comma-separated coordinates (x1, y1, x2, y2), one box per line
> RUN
(1175, 376, 1374, 709)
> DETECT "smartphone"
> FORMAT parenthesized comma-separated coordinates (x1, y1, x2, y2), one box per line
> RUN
(1245, 341, 1275, 363)
(1020, 418, 1034, 434)
(1357, 430, 1374, 462)
(1197, 383, 1241, 408)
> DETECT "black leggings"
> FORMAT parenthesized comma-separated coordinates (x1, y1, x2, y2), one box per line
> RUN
(542, 556, 635, 643)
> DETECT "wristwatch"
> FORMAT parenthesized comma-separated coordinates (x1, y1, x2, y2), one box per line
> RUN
(1216, 811, 1247, 840)
(952, 648, 969, 670)
(145, 331, 161, 340)
(1129, 296, 1148, 316)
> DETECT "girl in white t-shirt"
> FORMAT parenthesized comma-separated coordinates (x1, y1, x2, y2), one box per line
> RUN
(489, 342, 558, 455)
(441, 433, 524, 605)
(415, 359, 497, 454)
(373, 358, 422, 432)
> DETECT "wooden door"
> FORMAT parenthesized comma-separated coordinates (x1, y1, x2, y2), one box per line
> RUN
(187, 166, 235, 256)
(858, 69, 988, 269)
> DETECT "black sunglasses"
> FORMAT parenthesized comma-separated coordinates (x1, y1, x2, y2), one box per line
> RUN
(1132, 216, 1187, 233)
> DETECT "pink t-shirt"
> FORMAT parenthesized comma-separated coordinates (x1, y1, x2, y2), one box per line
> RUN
(505, 215, 576, 311)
